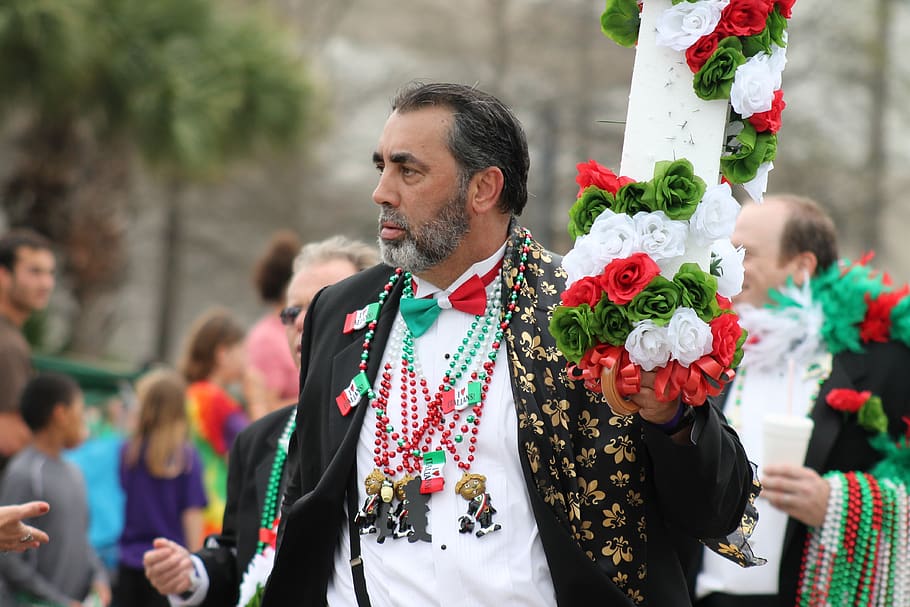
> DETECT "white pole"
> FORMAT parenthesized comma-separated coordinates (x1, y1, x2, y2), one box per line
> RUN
(619, 0, 730, 185)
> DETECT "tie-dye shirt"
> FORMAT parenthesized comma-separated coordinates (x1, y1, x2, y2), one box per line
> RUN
(186, 380, 249, 541)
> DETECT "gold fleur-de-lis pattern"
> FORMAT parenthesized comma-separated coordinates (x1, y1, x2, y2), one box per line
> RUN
(500, 223, 762, 603)
(503, 224, 649, 601)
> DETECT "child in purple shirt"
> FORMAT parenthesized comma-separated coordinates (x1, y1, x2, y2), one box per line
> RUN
(118, 369, 207, 607)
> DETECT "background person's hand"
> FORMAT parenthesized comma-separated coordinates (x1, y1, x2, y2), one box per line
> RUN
(761, 463, 830, 527)
(91, 580, 112, 606)
(143, 537, 195, 596)
(0, 501, 50, 552)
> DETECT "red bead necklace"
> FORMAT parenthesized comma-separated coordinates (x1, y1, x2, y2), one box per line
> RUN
(362, 231, 531, 481)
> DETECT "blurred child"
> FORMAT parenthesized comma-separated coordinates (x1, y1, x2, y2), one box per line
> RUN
(179, 308, 251, 542)
(0, 373, 111, 607)
(116, 369, 206, 607)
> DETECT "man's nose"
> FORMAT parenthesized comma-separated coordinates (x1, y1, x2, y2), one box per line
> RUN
(372, 171, 398, 208)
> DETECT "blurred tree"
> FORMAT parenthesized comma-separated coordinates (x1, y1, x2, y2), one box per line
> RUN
(0, 0, 315, 358)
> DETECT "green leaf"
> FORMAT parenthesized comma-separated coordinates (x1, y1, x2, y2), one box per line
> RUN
(719, 122, 777, 184)
(741, 28, 772, 58)
(767, 8, 788, 48)
(601, 0, 641, 48)
(858, 396, 888, 435)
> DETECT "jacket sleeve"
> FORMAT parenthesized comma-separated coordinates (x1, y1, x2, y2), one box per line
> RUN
(195, 426, 245, 607)
(643, 398, 754, 539)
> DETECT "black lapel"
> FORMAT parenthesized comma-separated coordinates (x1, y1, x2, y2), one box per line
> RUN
(255, 414, 288, 511)
(804, 358, 855, 471)
(326, 273, 405, 458)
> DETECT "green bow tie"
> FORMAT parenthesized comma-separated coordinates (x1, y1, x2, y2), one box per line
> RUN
(399, 273, 490, 337)
(399, 297, 442, 337)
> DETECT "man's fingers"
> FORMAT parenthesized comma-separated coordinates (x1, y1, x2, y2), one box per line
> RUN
(144, 541, 192, 595)
(762, 463, 806, 479)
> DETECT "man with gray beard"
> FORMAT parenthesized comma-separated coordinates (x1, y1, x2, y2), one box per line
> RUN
(261, 82, 754, 607)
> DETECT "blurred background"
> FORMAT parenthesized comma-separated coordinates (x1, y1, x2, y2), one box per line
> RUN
(1, 0, 907, 369)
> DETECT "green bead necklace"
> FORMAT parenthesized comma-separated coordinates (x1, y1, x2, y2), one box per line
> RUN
(256, 410, 297, 554)
(365, 230, 532, 479)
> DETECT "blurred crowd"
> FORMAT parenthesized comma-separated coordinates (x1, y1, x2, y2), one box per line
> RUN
(0, 227, 376, 607)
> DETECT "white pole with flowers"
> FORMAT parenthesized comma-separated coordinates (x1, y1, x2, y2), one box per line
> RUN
(550, 0, 792, 415)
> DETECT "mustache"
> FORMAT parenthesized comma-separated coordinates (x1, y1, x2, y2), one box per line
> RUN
(379, 207, 410, 232)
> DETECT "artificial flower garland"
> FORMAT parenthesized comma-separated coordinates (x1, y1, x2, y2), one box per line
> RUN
(549, 158, 748, 406)
(601, 0, 794, 199)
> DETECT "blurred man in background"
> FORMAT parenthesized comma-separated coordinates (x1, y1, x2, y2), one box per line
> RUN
(0, 229, 55, 475)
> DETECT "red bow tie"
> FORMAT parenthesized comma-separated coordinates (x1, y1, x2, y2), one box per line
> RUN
(400, 262, 501, 337)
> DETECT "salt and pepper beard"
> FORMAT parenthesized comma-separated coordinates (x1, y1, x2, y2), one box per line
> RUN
(377, 180, 471, 274)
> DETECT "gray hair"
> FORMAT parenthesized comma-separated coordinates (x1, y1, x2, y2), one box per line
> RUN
(292, 235, 378, 274)
(391, 82, 529, 216)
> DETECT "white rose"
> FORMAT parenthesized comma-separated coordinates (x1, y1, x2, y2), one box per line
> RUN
(667, 307, 714, 367)
(634, 211, 687, 263)
(625, 320, 673, 372)
(562, 237, 600, 287)
(655, 0, 729, 52)
(742, 161, 774, 204)
(563, 211, 638, 286)
(689, 183, 741, 246)
(768, 44, 788, 87)
(587, 210, 639, 256)
(710, 239, 745, 298)
(730, 53, 778, 118)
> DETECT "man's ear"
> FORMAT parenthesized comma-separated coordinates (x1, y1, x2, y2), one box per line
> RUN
(51, 401, 69, 425)
(468, 167, 505, 216)
(789, 251, 818, 285)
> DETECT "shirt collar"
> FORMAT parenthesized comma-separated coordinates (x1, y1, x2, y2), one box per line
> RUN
(413, 240, 507, 299)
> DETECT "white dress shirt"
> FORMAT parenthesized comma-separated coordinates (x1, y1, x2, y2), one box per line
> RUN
(327, 244, 556, 607)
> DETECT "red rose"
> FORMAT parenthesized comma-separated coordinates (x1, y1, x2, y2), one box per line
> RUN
(560, 275, 604, 308)
(686, 32, 722, 73)
(716, 294, 733, 311)
(749, 89, 786, 133)
(575, 159, 633, 197)
(775, 0, 795, 19)
(709, 312, 743, 368)
(859, 286, 910, 342)
(716, 0, 774, 37)
(826, 389, 872, 413)
(599, 253, 661, 305)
